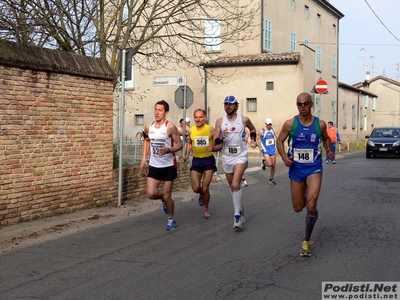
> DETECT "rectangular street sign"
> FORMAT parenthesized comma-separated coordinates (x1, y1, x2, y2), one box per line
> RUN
(153, 76, 186, 86)
(153, 76, 178, 86)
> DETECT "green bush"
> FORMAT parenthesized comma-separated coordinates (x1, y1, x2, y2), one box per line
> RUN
(113, 143, 119, 169)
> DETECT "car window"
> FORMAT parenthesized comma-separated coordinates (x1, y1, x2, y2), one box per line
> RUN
(382, 131, 392, 137)
(392, 130, 400, 137)
(371, 130, 383, 137)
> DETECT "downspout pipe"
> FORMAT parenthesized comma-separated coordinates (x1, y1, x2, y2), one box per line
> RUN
(203, 66, 208, 122)
(336, 18, 340, 127)
(261, 0, 264, 52)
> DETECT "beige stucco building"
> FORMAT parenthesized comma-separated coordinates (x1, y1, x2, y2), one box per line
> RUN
(337, 82, 377, 143)
(354, 76, 400, 128)
(120, 0, 344, 142)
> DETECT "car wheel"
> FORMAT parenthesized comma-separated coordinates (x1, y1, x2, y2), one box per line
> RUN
(366, 152, 371, 158)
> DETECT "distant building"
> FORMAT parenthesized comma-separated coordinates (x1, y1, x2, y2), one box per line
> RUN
(353, 76, 400, 128)
(120, 0, 344, 146)
(337, 82, 377, 142)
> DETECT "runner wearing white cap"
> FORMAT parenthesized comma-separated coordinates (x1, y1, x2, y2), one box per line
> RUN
(213, 95, 257, 229)
(257, 117, 279, 185)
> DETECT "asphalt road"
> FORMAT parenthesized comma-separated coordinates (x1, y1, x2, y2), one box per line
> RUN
(1, 151, 399, 300)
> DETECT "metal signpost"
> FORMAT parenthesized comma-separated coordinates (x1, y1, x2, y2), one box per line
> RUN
(118, 47, 134, 206)
(118, 49, 127, 206)
(153, 75, 193, 153)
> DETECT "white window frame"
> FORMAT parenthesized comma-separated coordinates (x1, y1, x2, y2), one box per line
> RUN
(263, 19, 272, 52)
(332, 100, 337, 124)
(135, 114, 144, 125)
(204, 20, 221, 52)
(360, 106, 364, 129)
(372, 97, 377, 111)
(316, 46, 322, 71)
(315, 95, 321, 119)
(304, 6, 309, 19)
(290, 32, 296, 52)
(332, 53, 337, 77)
(246, 98, 257, 112)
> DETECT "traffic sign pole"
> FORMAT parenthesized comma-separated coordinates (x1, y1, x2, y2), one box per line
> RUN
(152, 75, 191, 154)
(182, 76, 188, 154)
(118, 49, 127, 207)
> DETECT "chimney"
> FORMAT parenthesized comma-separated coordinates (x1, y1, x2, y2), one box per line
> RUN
(365, 71, 370, 80)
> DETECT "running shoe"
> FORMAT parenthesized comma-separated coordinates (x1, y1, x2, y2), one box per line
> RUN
(198, 195, 204, 206)
(261, 159, 266, 170)
(166, 218, 176, 231)
(233, 215, 242, 228)
(203, 208, 211, 219)
(300, 240, 313, 257)
(325, 160, 329, 164)
(240, 205, 246, 224)
(269, 179, 276, 185)
(162, 199, 168, 214)
(241, 180, 248, 187)
(332, 160, 336, 164)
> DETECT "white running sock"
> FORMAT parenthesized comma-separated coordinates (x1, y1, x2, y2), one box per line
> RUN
(232, 189, 242, 216)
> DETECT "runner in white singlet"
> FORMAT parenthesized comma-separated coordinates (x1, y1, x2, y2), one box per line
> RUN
(213, 95, 257, 229)
(140, 100, 182, 231)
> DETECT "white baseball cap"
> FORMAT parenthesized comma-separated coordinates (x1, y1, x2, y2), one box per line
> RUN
(265, 118, 272, 125)
(223, 95, 239, 104)
(185, 117, 190, 122)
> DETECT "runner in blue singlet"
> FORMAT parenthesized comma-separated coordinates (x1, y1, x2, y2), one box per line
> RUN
(276, 92, 334, 257)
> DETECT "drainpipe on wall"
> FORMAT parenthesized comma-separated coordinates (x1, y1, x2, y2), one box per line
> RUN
(336, 20, 340, 128)
(203, 66, 208, 123)
(261, 0, 264, 51)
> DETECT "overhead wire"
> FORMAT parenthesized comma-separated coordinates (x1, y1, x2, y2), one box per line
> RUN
(364, 0, 400, 42)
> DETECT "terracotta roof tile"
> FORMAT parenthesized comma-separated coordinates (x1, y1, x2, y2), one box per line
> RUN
(201, 52, 300, 67)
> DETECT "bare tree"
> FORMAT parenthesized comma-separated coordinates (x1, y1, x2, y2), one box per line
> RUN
(0, 0, 260, 80)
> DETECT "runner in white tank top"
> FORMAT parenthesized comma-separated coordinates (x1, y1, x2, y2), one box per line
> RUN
(221, 114, 248, 165)
(213, 95, 257, 229)
(140, 100, 183, 231)
(148, 120, 175, 168)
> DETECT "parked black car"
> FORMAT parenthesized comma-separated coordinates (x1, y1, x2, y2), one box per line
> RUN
(365, 127, 400, 158)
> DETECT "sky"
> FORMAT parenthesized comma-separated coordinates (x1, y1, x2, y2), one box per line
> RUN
(329, 0, 400, 84)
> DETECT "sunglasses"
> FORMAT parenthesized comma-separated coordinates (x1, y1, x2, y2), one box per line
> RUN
(297, 101, 311, 107)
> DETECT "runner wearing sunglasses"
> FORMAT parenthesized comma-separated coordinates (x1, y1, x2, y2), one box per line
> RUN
(276, 92, 334, 256)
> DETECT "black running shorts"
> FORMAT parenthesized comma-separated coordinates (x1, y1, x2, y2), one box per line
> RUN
(147, 165, 177, 181)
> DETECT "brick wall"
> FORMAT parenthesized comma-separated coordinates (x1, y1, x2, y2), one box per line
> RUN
(115, 162, 191, 204)
(0, 40, 192, 226)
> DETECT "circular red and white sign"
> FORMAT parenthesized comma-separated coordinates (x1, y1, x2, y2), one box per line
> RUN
(315, 79, 328, 94)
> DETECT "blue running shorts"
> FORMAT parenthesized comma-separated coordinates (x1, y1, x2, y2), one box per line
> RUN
(289, 163, 323, 182)
(190, 155, 217, 174)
